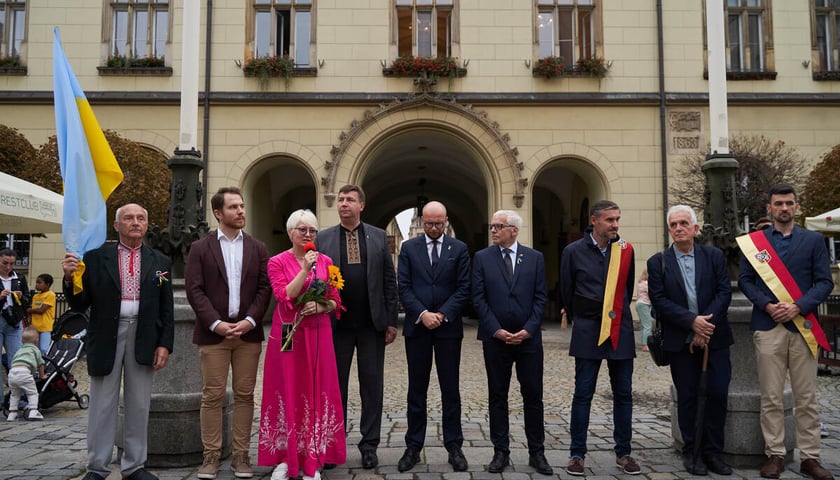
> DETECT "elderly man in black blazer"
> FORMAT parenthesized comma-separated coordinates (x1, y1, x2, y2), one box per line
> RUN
(472, 209, 551, 475)
(647, 205, 733, 476)
(315, 184, 398, 470)
(62, 203, 174, 480)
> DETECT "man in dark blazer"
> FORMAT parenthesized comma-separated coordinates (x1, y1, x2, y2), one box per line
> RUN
(647, 205, 733, 476)
(185, 187, 271, 479)
(560, 200, 639, 476)
(315, 184, 398, 470)
(472, 209, 551, 475)
(396, 201, 470, 473)
(739, 184, 835, 480)
(62, 203, 174, 480)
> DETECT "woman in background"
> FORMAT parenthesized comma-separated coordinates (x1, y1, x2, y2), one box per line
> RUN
(636, 269, 652, 352)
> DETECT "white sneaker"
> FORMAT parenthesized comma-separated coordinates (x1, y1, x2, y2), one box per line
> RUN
(302, 472, 321, 480)
(26, 410, 44, 421)
(6, 411, 18, 421)
(271, 463, 289, 480)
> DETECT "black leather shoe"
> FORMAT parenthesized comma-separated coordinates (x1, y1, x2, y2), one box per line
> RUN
(398, 447, 421, 472)
(447, 445, 468, 472)
(704, 456, 733, 475)
(82, 473, 106, 480)
(683, 455, 708, 476)
(361, 450, 378, 469)
(323, 463, 336, 470)
(126, 468, 159, 480)
(529, 452, 554, 475)
(488, 451, 510, 473)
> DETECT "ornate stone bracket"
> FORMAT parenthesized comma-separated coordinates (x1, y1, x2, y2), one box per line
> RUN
(323, 92, 524, 207)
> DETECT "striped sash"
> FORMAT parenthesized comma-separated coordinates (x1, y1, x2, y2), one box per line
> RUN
(599, 239, 634, 349)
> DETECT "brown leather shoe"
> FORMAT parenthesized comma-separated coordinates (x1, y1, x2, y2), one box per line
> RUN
(801, 459, 835, 480)
(760, 455, 785, 479)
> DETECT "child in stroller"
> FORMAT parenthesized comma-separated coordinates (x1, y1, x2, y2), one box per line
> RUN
(3, 309, 90, 415)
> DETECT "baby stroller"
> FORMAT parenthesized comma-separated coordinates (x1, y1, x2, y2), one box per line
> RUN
(2, 310, 90, 415)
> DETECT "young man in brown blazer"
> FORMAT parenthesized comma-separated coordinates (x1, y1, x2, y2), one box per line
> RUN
(186, 187, 271, 479)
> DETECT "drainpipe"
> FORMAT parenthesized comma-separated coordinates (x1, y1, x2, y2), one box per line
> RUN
(656, 0, 669, 248)
(201, 0, 213, 218)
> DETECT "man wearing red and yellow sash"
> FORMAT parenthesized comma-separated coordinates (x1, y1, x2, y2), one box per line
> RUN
(738, 184, 835, 480)
(560, 200, 639, 476)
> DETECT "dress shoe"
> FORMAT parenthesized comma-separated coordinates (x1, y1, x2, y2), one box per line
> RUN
(447, 445, 468, 471)
(82, 473, 106, 480)
(683, 455, 708, 476)
(529, 452, 554, 475)
(566, 457, 585, 476)
(760, 455, 785, 479)
(323, 463, 336, 470)
(361, 450, 378, 469)
(488, 451, 510, 473)
(801, 459, 835, 480)
(126, 468, 159, 480)
(616, 456, 642, 475)
(398, 447, 421, 472)
(704, 455, 732, 475)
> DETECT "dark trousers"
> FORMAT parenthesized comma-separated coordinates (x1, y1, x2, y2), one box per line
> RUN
(333, 325, 385, 453)
(404, 334, 463, 449)
(670, 345, 731, 458)
(570, 357, 634, 459)
(482, 338, 545, 454)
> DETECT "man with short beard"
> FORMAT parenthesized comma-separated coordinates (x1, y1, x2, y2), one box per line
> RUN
(738, 184, 835, 480)
(560, 200, 639, 476)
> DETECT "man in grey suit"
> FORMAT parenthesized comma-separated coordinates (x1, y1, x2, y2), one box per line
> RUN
(315, 184, 399, 470)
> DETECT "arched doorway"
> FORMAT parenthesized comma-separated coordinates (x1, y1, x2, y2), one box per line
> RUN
(355, 127, 489, 255)
(243, 155, 318, 255)
(532, 156, 608, 320)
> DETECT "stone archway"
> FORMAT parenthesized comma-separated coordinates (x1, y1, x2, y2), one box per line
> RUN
(241, 155, 318, 255)
(321, 93, 524, 252)
(532, 154, 610, 318)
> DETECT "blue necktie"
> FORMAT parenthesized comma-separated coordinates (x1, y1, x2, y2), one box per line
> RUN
(503, 248, 513, 281)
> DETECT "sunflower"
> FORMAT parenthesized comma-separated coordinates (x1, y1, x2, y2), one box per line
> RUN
(328, 265, 345, 290)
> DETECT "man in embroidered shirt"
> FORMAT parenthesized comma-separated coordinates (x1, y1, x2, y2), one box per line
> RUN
(739, 184, 835, 480)
(560, 200, 639, 476)
(186, 187, 271, 479)
(62, 203, 174, 480)
(315, 184, 398, 470)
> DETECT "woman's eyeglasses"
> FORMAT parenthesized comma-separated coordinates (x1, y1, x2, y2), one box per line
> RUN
(295, 227, 318, 235)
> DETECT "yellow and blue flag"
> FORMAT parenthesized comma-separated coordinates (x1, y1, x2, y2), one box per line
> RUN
(53, 27, 123, 293)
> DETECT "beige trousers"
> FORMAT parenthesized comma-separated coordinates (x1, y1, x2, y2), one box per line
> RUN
(754, 323, 821, 460)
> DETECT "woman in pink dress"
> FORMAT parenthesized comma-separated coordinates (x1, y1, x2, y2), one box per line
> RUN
(259, 209, 346, 480)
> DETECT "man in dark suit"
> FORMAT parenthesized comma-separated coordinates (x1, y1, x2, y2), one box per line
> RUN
(315, 184, 398, 470)
(472, 209, 551, 475)
(560, 200, 639, 476)
(62, 203, 174, 480)
(185, 187, 271, 479)
(739, 184, 835, 480)
(647, 205, 733, 476)
(396, 201, 470, 472)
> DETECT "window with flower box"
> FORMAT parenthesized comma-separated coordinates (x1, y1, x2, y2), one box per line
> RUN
(395, 0, 456, 59)
(249, 0, 314, 68)
(0, 0, 26, 74)
(536, 0, 600, 70)
(813, 0, 840, 80)
(105, 0, 169, 66)
(703, 0, 775, 79)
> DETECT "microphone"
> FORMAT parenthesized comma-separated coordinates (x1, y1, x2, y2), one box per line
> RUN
(304, 242, 317, 272)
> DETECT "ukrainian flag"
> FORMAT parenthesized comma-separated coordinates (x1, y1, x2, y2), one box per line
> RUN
(53, 27, 123, 293)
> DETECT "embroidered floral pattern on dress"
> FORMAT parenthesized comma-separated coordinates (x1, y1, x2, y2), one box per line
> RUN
(259, 392, 343, 460)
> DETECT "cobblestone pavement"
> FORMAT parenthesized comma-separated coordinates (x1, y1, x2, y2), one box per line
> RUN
(1, 321, 838, 479)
